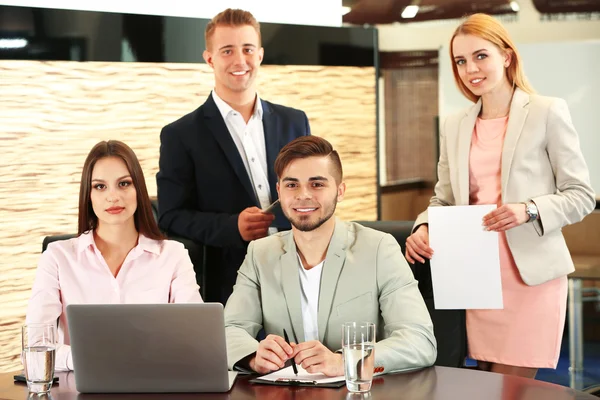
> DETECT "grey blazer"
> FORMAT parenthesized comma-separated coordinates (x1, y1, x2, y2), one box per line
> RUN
(224, 220, 437, 374)
(415, 88, 595, 285)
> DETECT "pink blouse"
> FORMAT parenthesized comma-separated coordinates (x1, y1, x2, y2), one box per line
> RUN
(26, 231, 203, 371)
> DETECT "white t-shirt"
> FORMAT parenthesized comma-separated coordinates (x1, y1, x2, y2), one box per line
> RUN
(297, 254, 324, 342)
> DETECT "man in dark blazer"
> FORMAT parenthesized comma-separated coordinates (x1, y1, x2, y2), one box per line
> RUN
(156, 8, 310, 304)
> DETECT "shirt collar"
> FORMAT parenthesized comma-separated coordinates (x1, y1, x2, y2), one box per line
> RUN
(77, 230, 161, 256)
(211, 89, 263, 121)
(77, 230, 95, 253)
(137, 234, 161, 255)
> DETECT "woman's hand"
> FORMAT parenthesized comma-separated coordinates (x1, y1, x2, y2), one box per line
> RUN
(482, 203, 529, 232)
(405, 224, 434, 264)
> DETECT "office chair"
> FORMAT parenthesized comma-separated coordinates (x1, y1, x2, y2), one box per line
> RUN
(355, 220, 467, 368)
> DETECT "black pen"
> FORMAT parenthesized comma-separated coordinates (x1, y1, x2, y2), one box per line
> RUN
(283, 328, 298, 375)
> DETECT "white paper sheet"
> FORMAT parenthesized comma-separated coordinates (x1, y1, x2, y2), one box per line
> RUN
(254, 365, 345, 384)
(428, 205, 503, 310)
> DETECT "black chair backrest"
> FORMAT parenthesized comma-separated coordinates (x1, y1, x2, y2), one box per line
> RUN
(151, 199, 158, 223)
(355, 220, 467, 368)
(42, 234, 77, 253)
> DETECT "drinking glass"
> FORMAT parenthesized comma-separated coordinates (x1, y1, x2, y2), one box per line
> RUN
(342, 322, 375, 393)
(22, 323, 57, 394)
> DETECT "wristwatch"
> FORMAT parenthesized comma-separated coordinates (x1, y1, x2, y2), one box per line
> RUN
(524, 201, 539, 222)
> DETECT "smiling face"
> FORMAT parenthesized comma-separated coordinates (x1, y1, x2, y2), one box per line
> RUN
(452, 34, 512, 98)
(277, 156, 345, 233)
(203, 24, 264, 99)
(90, 156, 137, 229)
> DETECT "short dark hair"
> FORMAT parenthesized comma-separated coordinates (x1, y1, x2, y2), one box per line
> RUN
(205, 8, 261, 50)
(275, 136, 343, 184)
(78, 140, 163, 240)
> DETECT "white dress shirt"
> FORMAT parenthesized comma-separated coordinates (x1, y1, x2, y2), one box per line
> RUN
(297, 254, 324, 342)
(212, 90, 277, 235)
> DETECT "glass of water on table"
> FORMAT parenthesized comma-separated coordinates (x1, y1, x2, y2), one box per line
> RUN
(22, 323, 57, 394)
(342, 322, 375, 393)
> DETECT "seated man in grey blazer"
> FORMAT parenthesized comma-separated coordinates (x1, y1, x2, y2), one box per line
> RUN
(224, 136, 437, 376)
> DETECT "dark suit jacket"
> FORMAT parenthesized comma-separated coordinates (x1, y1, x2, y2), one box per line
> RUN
(156, 93, 311, 303)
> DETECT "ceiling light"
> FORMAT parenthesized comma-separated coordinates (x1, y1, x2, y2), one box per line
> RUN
(342, 6, 351, 15)
(401, 5, 419, 19)
(0, 38, 28, 49)
(510, 1, 520, 12)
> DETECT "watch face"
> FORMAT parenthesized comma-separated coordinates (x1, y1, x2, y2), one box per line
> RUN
(527, 203, 538, 220)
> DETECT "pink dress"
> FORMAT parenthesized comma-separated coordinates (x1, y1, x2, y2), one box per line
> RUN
(466, 117, 567, 368)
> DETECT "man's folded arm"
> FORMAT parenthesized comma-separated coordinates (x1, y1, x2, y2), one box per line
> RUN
(224, 241, 265, 370)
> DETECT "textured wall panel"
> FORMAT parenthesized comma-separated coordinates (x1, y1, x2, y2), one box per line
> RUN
(0, 61, 376, 371)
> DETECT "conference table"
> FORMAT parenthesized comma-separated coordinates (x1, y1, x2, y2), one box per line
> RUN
(1, 367, 596, 400)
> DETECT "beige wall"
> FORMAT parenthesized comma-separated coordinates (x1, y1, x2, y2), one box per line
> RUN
(0, 61, 377, 372)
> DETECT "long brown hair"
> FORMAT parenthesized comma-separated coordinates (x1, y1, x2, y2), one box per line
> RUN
(450, 13, 535, 103)
(78, 140, 163, 240)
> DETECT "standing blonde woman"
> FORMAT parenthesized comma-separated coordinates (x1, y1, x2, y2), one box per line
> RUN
(405, 13, 595, 378)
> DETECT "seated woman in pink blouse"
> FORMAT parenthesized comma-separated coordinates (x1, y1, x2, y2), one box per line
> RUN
(26, 140, 203, 371)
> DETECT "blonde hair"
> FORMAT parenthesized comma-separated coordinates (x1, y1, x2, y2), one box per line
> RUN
(205, 8, 261, 50)
(450, 13, 534, 103)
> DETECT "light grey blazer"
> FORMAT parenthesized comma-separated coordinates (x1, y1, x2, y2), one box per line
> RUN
(224, 219, 437, 374)
(415, 88, 595, 286)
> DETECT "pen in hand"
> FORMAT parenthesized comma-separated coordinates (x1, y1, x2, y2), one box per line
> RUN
(283, 328, 298, 376)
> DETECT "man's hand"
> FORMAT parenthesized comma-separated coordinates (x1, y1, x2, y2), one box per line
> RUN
(249, 334, 294, 375)
(238, 207, 275, 241)
(482, 203, 529, 232)
(293, 341, 343, 377)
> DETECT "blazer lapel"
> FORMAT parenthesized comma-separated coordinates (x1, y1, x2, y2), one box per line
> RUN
(501, 88, 530, 200)
(261, 100, 280, 202)
(457, 100, 481, 205)
(317, 219, 347, 343)
(203, 94, 258, 205)
(280, 233, 305, 344)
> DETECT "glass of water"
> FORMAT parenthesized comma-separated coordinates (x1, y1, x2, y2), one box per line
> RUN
(22, 323, 57, 394)
(342, 322, 375, 393)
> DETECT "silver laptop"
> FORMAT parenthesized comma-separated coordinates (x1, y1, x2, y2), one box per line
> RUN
(66, 303, 237, 393)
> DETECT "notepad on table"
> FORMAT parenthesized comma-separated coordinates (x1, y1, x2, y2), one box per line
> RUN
(251, 365, 345, 387)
